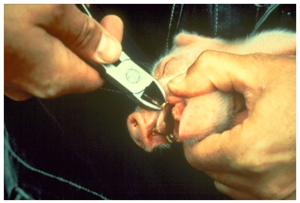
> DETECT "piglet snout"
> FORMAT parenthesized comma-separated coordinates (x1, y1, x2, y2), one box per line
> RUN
(127, 110, 171, 152)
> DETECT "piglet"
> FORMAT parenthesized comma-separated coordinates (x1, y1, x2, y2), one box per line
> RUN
(127, 30, 296, 152)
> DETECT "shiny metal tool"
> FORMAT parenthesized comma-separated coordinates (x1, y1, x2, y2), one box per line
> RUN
(79, 4, 167, 111)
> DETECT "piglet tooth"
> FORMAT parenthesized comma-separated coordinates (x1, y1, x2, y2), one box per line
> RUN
(151, 127, 167, 137)
(166, 134, 176, 143)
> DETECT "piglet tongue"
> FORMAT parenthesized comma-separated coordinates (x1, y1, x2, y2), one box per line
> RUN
(171, 101, 186, 137)
(171, 96, 214, 143)
(174, 91, 233, 144)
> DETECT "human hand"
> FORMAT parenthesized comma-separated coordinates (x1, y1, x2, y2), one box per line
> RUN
(4, 4, 123, 101)
(168, 51, 296, 199)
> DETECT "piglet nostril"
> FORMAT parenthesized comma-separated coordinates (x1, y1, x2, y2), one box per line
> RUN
(127, 114, 141, 142)
(132, 120, 138, 127)
(128, 114, 139, 128)
(127, 111, 168, 152)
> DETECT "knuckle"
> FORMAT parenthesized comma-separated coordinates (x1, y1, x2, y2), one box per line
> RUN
(230, 148, 288, 199)
(234, 150, 265, 173)
(51, 5, 64, 19)
(47, 5, 68, 24)
(31, 82, 60, 99)
(37, 90, 57, 99)
(70, 17, 98, 52)
(192, 50, 218, 72)
(199, 50, 218, 62)
(227, 134, 265, 174)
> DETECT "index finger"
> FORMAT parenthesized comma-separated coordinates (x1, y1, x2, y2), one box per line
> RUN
(38, 5, 122, 64)
(168, 50, 261, 98)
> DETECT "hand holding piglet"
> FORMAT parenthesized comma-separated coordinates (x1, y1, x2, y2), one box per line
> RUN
(168, 51, 296, 200)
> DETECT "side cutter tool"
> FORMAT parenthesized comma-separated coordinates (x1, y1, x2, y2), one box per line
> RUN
(79, 4, 167, 111)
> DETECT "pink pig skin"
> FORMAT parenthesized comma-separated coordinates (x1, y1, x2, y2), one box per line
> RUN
(127, 30, 296, 152)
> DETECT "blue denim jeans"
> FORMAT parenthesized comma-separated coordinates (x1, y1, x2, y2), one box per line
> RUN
(4, 4, 295, 200)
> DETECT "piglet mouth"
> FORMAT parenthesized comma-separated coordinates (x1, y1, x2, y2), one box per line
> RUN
(151, 103, 176, 143)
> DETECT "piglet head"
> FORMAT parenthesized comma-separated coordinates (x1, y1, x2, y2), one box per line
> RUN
(127, 32, 242, 152)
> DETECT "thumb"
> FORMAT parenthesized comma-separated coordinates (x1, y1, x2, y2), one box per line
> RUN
(100, 15, 123, 43)
(168, 72, 214, 98)
(168, 50, 259, 97)
(45, 5, 122, 64)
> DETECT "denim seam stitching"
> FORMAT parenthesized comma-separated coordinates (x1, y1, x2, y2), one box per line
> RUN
(5, 137, 108, 200)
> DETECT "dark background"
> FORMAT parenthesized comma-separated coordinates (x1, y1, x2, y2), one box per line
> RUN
(4, 4, 296, 200)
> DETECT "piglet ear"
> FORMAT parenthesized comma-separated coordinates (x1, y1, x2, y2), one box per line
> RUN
(174, 32, 201, 47)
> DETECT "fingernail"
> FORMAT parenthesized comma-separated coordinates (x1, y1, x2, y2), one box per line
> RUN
(96, 33, 121, 63)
